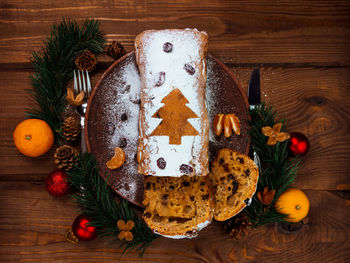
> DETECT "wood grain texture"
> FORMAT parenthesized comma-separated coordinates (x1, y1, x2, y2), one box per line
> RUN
(0, 182, 349, 262)
(2, 67, 349, 190)
(0, 1, 350, 66)
(1, 0, 350, 262)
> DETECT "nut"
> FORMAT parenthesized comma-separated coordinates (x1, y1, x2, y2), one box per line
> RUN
(226, 113, 241, 135)
(213, 114, 224, 136)
(224, 114, 233, 138)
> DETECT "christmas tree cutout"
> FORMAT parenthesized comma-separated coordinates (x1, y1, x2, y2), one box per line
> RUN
(150, 88, 199, 145)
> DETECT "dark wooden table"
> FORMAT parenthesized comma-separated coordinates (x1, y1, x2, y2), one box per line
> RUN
(1, 1, 350, 262)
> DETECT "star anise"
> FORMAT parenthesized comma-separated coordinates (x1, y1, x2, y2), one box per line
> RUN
(257, 186, 276, 205)
(66, 87, 84, 106)
(262, 123, 290, 146)
(117, 220, 135, 241)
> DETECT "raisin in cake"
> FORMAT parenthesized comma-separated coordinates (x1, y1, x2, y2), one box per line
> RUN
(143, 175, 213, 238)
(135, 29, 209, 177)
(209, 148, 259, 221)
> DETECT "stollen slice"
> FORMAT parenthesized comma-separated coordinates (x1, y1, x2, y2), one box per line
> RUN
(209, 148, 259, 221)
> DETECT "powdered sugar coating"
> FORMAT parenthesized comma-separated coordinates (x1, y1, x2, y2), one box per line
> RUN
(87, 55, 142, 202)
(135, 29, 209, 177)
(86, 52, 249, 206)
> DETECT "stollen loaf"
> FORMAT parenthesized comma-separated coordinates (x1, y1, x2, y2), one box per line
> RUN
(135, 29, 209, 177)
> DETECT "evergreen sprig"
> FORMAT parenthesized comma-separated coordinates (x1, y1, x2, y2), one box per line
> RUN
(68, 153, 158, 255)
(244, 103, 300, 226)
(26, 19, 105, 142)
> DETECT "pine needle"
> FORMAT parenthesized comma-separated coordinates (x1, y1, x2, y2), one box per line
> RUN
(245, 103, 299, 226)
(26, 18, 106, 142)
(68, 153, 158, 255)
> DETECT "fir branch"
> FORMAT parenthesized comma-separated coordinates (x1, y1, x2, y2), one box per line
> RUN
(27, 19, 105, 142)
(68, 153, 158, 255)
(245, 103, 300, 226)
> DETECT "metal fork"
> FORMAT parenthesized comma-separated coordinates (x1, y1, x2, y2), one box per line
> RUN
(73, 70, 91, 153)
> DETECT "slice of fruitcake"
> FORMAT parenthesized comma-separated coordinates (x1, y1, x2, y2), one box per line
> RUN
(209, 148, 259, 221)
(143, 175, 213, 238)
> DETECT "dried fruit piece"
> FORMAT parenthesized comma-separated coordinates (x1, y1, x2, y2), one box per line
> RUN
(223, 114, 233, 138)
(119, 138, 127, 148)
(226, 113, 240, 135)
(184, 63, 195, 75)
(105, 122, 116, 135)
(106, 147, 126, 169)
(223, 113, 240, 137)
(157, 157, 166, 169)
(121, 113, 128, 121)
(155, 71, 166, 87)
(163, 42, 173, 52)
(213, 114, 224, 136)
(179, 164, 193, 174)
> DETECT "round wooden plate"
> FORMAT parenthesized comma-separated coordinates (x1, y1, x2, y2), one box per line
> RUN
(85, 51, 250, 207)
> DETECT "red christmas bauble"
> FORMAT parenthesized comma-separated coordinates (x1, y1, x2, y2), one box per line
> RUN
(288, 132, 310, 157)
(45, 169, 70, 197)
(72, 214, 97, 241)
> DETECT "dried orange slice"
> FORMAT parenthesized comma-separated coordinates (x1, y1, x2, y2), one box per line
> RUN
(106, 147, 126, 169)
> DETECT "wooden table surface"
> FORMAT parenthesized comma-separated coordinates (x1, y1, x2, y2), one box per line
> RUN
(1, 1, 350, 262)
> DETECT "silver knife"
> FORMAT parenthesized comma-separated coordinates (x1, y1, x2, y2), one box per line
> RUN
(248, 69, 262, 171)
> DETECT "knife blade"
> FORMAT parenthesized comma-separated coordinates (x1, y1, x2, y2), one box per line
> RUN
(248, 69, 260, 108)
(247, 69, 262, 171)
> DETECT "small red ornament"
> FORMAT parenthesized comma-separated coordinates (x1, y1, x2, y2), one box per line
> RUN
(45, 169, 70, 197)
(72, 214, 97, 241)
(288, 132, 310, 157)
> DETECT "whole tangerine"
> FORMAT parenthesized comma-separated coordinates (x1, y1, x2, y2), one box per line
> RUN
(13, 119, 54, 157)
(275, 188, 310, 223)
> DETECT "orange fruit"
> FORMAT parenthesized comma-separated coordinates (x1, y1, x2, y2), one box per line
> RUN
(275, 188, 310, 222)
(13, 119, 54, 157)
(106, 147, 126, 169)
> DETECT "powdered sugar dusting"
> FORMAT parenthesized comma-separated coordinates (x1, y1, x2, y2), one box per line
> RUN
(97, 57, 141, 200)
(206, 58, 222, 142)
(135, 29, 209, 177)
(87, 52, 249, 206)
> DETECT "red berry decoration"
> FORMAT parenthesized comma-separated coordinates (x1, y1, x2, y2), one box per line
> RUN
(45, 169, 70, 197)
(72, 214, 97, 241)
(288, 132, 310, 157)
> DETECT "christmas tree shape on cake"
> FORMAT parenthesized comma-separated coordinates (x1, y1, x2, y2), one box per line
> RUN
(150, 88, 199, 145)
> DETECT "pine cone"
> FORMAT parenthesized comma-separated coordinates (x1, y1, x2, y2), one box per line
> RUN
(62, 116, 81, 143)
(223, 212, 250, 240)
(54, 145, 79, 171)
(107, 41, 126, 60)
(75, 50, 97, 72)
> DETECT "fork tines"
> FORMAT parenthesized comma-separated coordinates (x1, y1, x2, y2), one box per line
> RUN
(74, 70, 91, 98)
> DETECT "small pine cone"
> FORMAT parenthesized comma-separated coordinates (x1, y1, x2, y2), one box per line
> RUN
(54, 145, 79, 171)
(107, 41, 126, 60)
(75, 50, 97, 72)
(62, 116, 81, 143)
(223, 212, 250, 240)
